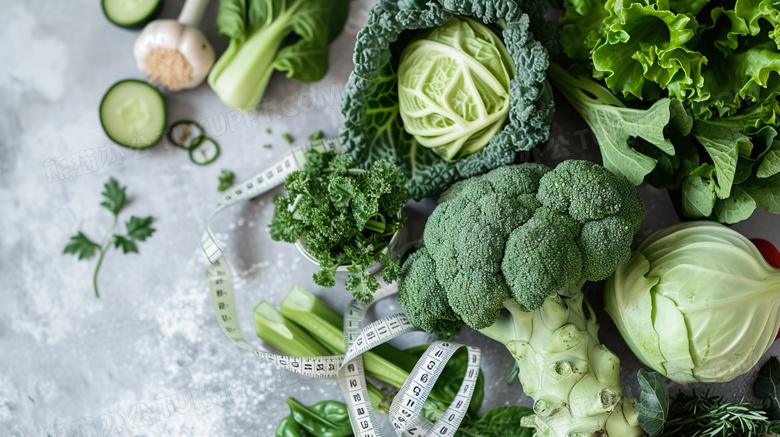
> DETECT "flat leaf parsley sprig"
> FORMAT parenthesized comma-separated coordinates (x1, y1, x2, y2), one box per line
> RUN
(64, 177, 156, 297)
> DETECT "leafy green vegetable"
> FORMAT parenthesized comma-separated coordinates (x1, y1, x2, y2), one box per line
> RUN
(275, 398, 352, 437)
(635, 369, 669, 436)
(547, 63, 687, 185)
(282, 133, 294, 144)
(341, 0, 555, 199)
(553, 0, 780, 224)
(605, 222, 780, 384)
(208, 0, 350, 109)
(755, 357, 780, 420)
(744, 173, 780, 214)
(681, 164, 717, 217)
(287, 398, 352, 437)
(308, 130, 324, 141)
(269, 150, 408, 301)
(64, 177, 155, 297)
(217, 170, 234, 192)
(759, 141, 780, 178)
(591, 0, 704, 101)
(277, 400, 533, 437)
(557, 0, 608, 61)
(397, 161, 645, 436)
(397, 17, 514, 162)
(263, 144, 273, 149)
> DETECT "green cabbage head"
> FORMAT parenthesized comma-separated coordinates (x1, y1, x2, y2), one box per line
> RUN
(398, 17, 514, 162)
(605, 221, 780, 383)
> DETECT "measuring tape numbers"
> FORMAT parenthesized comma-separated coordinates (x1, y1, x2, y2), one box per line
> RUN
(200, 139, 481, 436)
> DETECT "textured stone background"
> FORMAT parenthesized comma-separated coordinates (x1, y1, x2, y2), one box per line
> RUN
(1, 1, 779, 436)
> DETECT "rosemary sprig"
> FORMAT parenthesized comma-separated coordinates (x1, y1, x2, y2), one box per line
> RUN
(662, 395, 780, 437)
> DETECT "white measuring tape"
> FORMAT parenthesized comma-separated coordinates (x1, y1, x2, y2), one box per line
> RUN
(200, 138, 480, 436)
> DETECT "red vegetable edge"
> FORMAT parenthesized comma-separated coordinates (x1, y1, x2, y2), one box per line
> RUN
(751, 239, 780, 340)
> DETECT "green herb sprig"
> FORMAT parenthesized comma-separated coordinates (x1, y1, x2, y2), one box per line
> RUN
(64, 177, 155, 297)
(663, 395, 780, 437)
(637, 363, 780, 437)
(217, 170, 234, 192)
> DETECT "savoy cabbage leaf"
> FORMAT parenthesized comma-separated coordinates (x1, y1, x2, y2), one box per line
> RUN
(340, 0, 555, 199)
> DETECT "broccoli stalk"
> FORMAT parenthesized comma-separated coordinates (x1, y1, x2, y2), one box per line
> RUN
(478, 284, 643, 436)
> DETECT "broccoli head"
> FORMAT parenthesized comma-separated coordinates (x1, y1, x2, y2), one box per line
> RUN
(397, 160, 644, 333)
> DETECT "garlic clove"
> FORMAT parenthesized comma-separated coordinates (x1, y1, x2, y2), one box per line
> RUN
(147, 19, 184, 50)
(177, 27, 215, 89)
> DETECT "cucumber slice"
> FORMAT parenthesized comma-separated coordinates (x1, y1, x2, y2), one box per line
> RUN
(100, 79, 166, 149)
(102, 0, 163, 29)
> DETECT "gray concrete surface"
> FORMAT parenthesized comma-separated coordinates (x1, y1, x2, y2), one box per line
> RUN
(1, 1, 779, 436)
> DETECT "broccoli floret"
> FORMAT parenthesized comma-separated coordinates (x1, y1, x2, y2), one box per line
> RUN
(396, 248, 463, 339)
(397, 160, 644, 329)
(502, 207, 583, 311)
(422, 165, 546, 329)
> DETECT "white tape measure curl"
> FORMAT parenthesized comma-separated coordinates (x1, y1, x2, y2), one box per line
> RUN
(200, 139, 481, 436)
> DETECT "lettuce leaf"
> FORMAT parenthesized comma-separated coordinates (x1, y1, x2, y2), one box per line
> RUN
(758, 141, 780, 178)
(548, 63, 689, 184)
(558, 0, 608, 61)
(553, 0, 780, 224)
(591, 0, 705, 101)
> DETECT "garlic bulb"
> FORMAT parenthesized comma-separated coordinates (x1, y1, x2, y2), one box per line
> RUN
(133, 0, 214, 91)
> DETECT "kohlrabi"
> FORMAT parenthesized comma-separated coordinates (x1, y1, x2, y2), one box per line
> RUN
(605, 221, 780, 384)
(397, 17, 514, 162)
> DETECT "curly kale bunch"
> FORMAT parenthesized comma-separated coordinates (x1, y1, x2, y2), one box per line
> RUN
(397, 160, 644, 335)
(270, 151, 409, 302)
